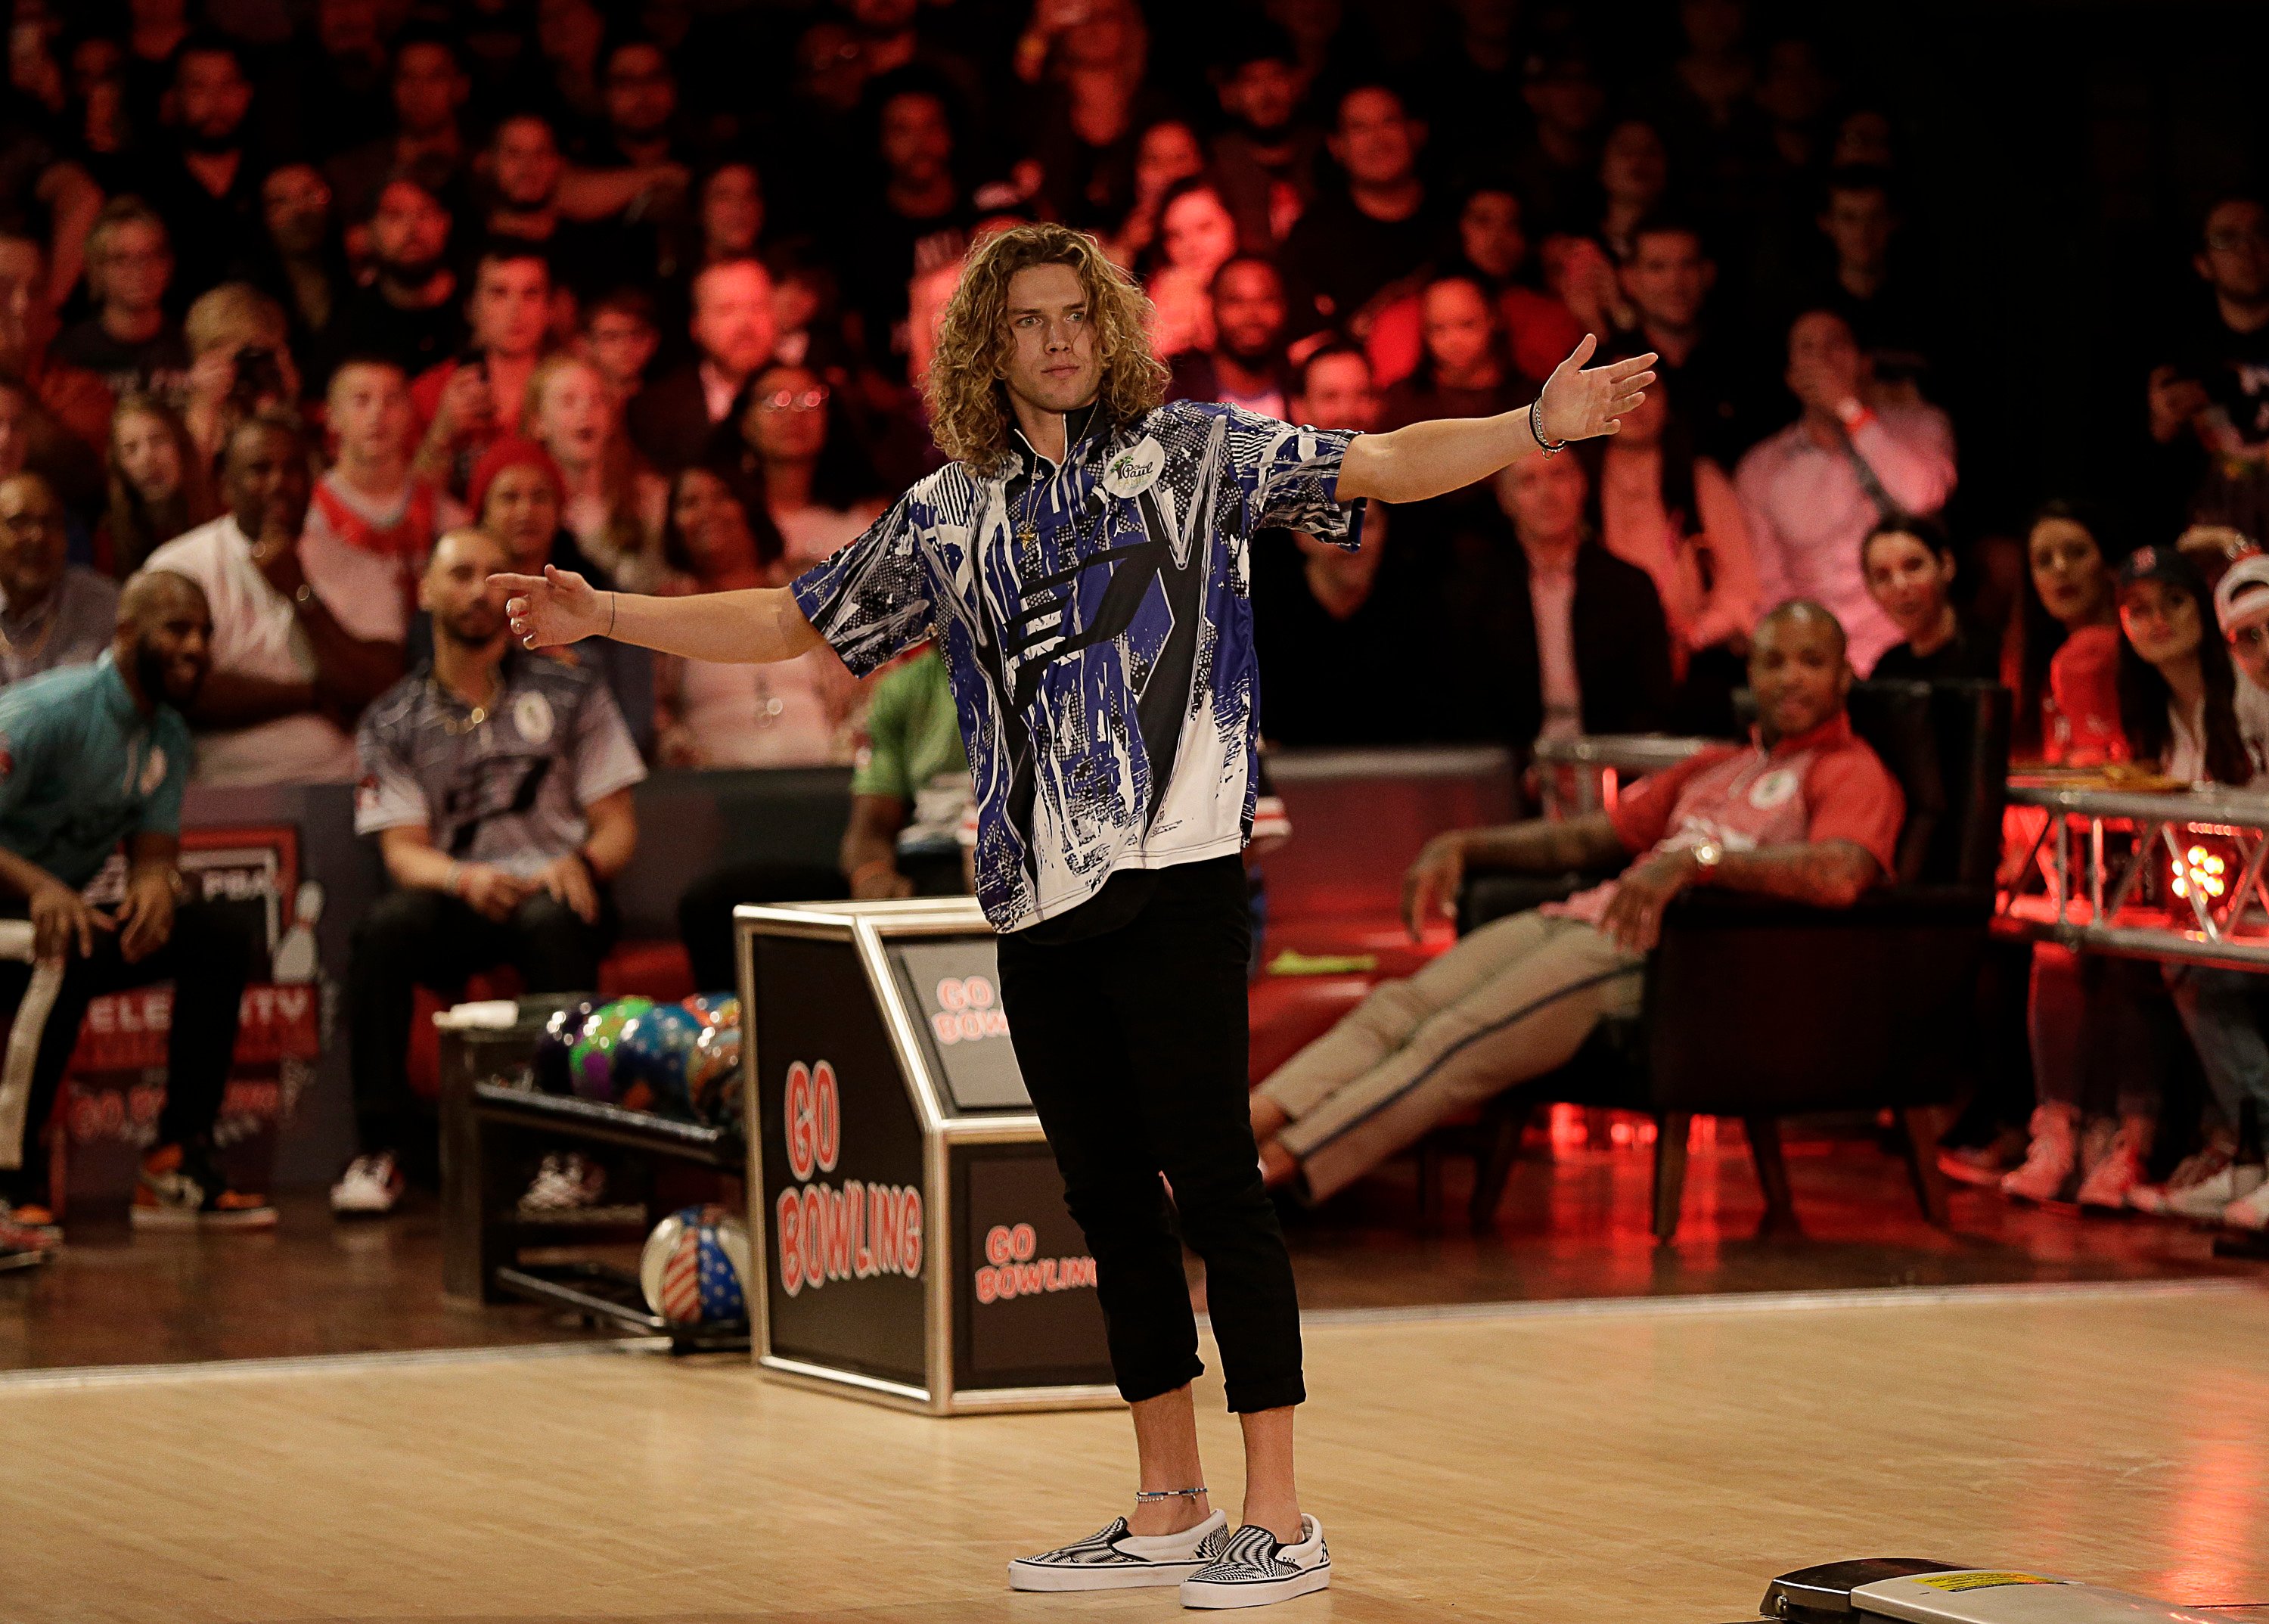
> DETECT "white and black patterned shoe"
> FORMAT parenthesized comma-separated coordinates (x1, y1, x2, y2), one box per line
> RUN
(1179, 1517, 1330, 1610)
(1007, 1510, 1229, 1591)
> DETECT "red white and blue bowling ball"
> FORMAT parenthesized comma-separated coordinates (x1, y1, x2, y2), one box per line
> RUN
(567, 997, 655, 1102)
(613, 1001, 706, 1117)
(533, 999, 598, 1095)
(639, 1204, 751, 1327)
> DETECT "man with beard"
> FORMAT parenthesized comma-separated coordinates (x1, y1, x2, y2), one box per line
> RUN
(135, 34, 266, 302)
(145, 413, 407, 785)
(335, 528, 642, 1218)
(324, 177, 466, 383)
(1210, 30, 1321, 254)
(0, 569, 275, 1244)
(0, 473, 118, 686)
(1169, 256, 1293, 419)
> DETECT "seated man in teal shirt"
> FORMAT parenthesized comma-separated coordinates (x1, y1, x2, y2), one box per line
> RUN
(0, 571, 273, 1242)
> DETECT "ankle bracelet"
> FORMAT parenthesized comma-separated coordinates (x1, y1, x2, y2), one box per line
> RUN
(1134, 1486, 1207, 1502)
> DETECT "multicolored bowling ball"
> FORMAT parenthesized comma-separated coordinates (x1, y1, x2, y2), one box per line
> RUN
(613, 1002, 705, 1117)
(680, 992, 740, 1032)
(639, 1204, 751, 1327)
(688, 1022, 743, 1129)
(532, 999, 598, 1095)
(567, 996, 654, 1101)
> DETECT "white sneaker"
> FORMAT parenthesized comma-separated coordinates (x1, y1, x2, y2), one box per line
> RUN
(2129, 1143, 2264, 1220)
(1007, 1510, 1228, 1591)
(2076, 1120, 2149, 1210)
(1180, 1517, 1331, 1610)
(330, 1152, 405, 1217)
(2001, 1107, 2078, 1202)
(2224, 1179, 2269, 1231)
(520, 1151, 606, 1213)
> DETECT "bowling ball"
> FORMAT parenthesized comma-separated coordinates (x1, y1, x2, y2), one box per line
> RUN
(567, 996, 654, 1102)
(639, 1204, 751, 1327)
(613, 1002, 705, 1118)
(681, 992, 740, 1032)
(688, 1023, 743, 1129)
(533, 999, 597, 1095)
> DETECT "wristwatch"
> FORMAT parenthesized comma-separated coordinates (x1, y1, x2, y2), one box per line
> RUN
(293, 583, 314, 606)
(1688, 839, 1724, 875)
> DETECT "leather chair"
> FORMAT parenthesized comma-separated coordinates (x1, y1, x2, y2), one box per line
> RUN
(1448, 679, 2012, 1240)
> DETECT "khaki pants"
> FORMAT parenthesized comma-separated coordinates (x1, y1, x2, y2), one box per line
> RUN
(1260, 912, 1644, 1203)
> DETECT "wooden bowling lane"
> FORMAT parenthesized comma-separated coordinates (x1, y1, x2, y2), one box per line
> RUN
(2, 1280, 2264, 1623)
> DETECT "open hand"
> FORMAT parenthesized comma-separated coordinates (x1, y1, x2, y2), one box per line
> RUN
(1535, 334, 1656, 444)
(30, 877, 112, 961)
(115, 869, 177, 964)
(495, 565, 609, 648)
(535, 852, 601, 925)
(1598, 850, 1698, 954)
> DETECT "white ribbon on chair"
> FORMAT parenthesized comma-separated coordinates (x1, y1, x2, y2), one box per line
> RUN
(0, 920, 64, 1172)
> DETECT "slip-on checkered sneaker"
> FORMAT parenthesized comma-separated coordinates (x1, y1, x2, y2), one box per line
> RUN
(1007, 1510, 1228, 1591)
(1179, 1516, 1330, 1609)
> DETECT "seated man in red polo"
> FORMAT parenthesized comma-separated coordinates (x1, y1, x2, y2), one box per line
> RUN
(1251, 599, 1904, 1204)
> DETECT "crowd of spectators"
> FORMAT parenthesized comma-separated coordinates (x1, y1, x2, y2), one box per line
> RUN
(4, 1, 2269, 1234)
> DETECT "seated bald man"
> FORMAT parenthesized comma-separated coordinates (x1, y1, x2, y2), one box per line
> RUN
(1251, 600, 1907, 1205)
(0, 570, 273, 1242)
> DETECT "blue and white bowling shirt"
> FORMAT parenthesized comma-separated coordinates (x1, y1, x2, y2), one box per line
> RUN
(791, 399, 1361, 932)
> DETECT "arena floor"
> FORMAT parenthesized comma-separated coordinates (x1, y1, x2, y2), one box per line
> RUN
(5, 1279, 2264, 1624)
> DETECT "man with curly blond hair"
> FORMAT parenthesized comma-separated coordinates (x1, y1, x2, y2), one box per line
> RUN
(497, 221, 1651, 1610)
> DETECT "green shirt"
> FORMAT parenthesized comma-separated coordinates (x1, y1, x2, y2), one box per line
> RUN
(852, 650, 967, 803)
(0, 653, 191, 890)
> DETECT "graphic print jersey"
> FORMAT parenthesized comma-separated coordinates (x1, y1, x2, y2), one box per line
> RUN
(793, 400, 1361, 931)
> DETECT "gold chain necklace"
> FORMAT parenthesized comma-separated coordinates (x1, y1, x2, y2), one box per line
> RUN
(428, 673, 498, 737)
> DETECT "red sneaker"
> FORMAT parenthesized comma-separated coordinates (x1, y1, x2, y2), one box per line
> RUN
(132, 1144, 278, 1231)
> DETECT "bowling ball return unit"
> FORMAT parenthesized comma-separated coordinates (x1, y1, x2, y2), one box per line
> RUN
(436, 995, 750, 1353)
(1752, 1559, 2228, 1623)
(736, 898, 1119, 1415)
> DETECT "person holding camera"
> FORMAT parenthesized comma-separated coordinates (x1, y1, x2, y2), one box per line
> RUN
(143, 413, 405, 784)
(180, 283, 303, 472)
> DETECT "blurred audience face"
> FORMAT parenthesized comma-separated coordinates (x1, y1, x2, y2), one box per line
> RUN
(1755, 38, 1830, 129)
(1834, 108, 1894, 169)
(262, 164, 333, 256)
(318, 0, 383, 56)
(470, 256, 553, 358)
(2230, 617, 2269, 690)
(1749, 607, 1849, 744)
(371, 179, 452, 282)
(1621, 228, 1712, 331)
(880, 92, 953, 192)
(2198, 199, 2269, 308)
(1422, 278, 1498, 384)
(0, 474, 67, 610)
(1600, 120, 1668, 209)
(1820, 181, 1895, 272)
(538, 0, 606, 69)
(480, 463, 563, 570)
(1222, 57, 1300, 136)
(1134, 121, 1204, 203)
(120, 573, 213, 710)
(1681, 0, 1748, 54)
(92, 216, 172, 315)
(585, 303, 660, 398)
(223, 420, 312, 542)
(2119, 577, 2203, 669)
(1862, 529, 1955, 644)
(493, 116, 564, 210)
(1332, 88, 1422, 190)
(670, 466, 758, 579)
(393, 41, 467, 137)
(113, 405, 186, 503)
(604, 42, 677, 142)
(0, 240, 42, 368)
(0, 384, 27, 482)
(795, 22, 865, 113)
(999, 262, 1101, 418)
(421, 528, 511, 645)
(1056, 0, 1143, 74)
(1293, 351, 1378, 432)
(702, 164, 765, 259)
(1522, 57, 1603, 140)
(1160, 187, 1237, 275)
(742, 365, 830, 466)
(691, 260, 778, 379)
(2028, 518, 2109, 628)
(328, 361, 413, 468)
(175, 47, 252, 149)
(1495, 450, 1587, 547)
(531, 359, 612, 470)
(1459, 190, 1527, 281)
(1784, 309, 1862, 408)
(1212, 261, 1286, 364)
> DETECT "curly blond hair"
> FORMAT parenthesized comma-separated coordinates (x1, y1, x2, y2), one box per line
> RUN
(925, 223, 1167, 477)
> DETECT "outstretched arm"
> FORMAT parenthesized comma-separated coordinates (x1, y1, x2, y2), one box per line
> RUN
(1336, 336, 1656, 505)
(495, 566, 826, 665)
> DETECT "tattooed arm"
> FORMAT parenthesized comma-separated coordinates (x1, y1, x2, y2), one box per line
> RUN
(1401, 813, 1631, 939)
(1600, 840, 1883, 953)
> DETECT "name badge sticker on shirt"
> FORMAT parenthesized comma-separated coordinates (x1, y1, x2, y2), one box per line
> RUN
(512, 689, 556, 746)
(1748, 766, 1801, 810)
(1101, 436, 1165, 499)
(139, 745, 167, 798)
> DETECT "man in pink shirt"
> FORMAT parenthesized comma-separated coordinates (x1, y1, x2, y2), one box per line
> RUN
(1736, 309, 1956, 675)
(1250, 600, 1905, 1203)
